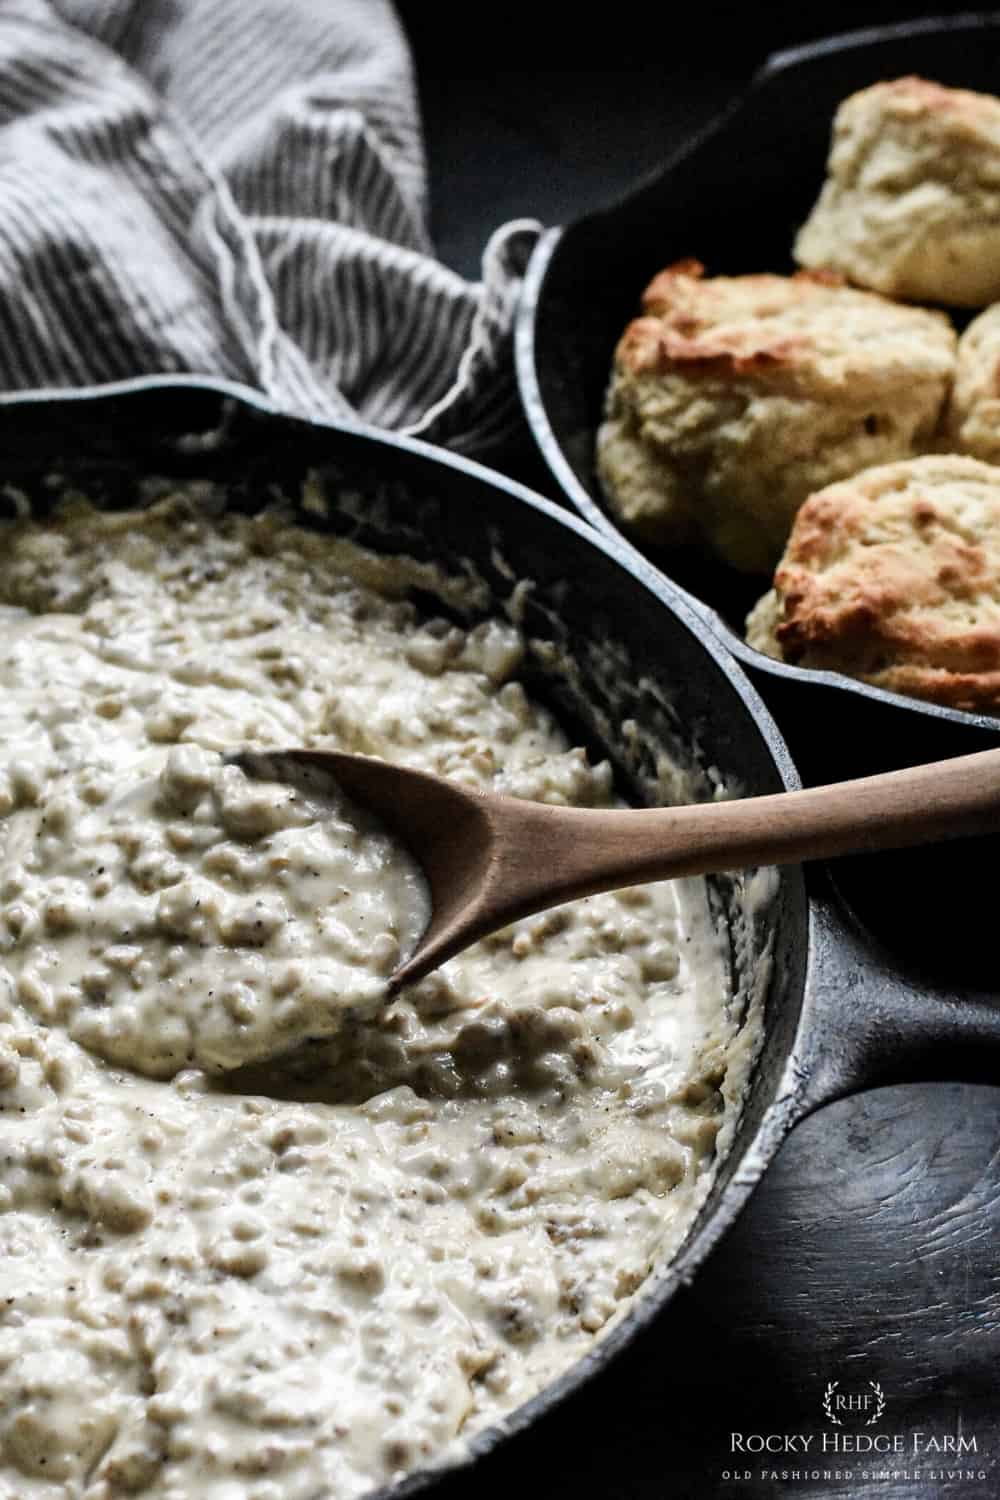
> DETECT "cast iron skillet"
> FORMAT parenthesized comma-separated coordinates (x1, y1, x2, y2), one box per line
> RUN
(0, 377, 998, 1499)
(515, 12, 1000, 779)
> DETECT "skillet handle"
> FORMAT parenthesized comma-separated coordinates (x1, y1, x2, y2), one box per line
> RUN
(792, 877, 1000, 1120)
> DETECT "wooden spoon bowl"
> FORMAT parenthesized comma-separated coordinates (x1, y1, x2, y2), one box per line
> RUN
(234, 746, 1000, 990)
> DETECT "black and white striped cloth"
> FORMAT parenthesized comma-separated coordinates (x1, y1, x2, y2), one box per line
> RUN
(0, 0, 540, 455)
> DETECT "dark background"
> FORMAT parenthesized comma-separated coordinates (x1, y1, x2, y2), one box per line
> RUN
(400, 1, 987, 276)
(394, 5, 1000, 1498)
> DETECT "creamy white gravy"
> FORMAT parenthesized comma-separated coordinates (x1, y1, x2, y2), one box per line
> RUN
(0, 499, 749, 1499)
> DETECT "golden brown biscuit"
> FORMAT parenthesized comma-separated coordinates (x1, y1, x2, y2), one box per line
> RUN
(745, 455, 1000, 710)
(596, 261, 956, 572)
(944, 301, 1000, 462)
(795, 76, 1000, 307)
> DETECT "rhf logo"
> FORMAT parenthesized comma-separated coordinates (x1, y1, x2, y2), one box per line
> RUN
(823, 1380, 885, 1428)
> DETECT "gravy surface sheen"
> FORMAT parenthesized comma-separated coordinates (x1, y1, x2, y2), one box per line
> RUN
(0, 499, 745, 1499)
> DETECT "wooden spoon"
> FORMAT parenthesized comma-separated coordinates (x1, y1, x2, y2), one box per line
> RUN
(233, 747, 1000, 991)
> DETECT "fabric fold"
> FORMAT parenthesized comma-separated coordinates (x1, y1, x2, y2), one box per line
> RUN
(0, 0, 539, 452)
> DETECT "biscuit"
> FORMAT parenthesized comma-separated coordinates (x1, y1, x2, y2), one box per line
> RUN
(795, 76, 1000, 307)
(944, 302, 1000, 463)
(745, 455, 1000, 710)
(596, 261, 956, 572)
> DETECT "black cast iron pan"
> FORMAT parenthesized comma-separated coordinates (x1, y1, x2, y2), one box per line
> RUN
(515, 12, 1000, 785)
(515, 13, 1000, 996)
(0, 377, 998, 1499)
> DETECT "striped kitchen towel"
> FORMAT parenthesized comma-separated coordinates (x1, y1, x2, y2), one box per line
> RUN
(0, 0, 540, 455)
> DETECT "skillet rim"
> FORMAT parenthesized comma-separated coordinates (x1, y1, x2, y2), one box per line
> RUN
(0, 371, 803, 789)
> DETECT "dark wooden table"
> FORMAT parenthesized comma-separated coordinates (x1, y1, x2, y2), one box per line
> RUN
(398, 8, 1000, 1495)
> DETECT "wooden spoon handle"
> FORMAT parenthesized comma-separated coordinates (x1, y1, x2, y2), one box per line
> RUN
(489, 746, 1000, 917)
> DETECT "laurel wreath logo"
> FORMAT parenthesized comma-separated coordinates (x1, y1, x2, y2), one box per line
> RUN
(823, 1379, 885, 1427)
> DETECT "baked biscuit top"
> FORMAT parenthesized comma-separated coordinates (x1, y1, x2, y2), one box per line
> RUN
(843, 75, 1000, 138)
(795, 75, 1000, 306)
(749, 455, 1000, 710)
(600, 261, 956, 571)
(617, 260, 956, 397)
